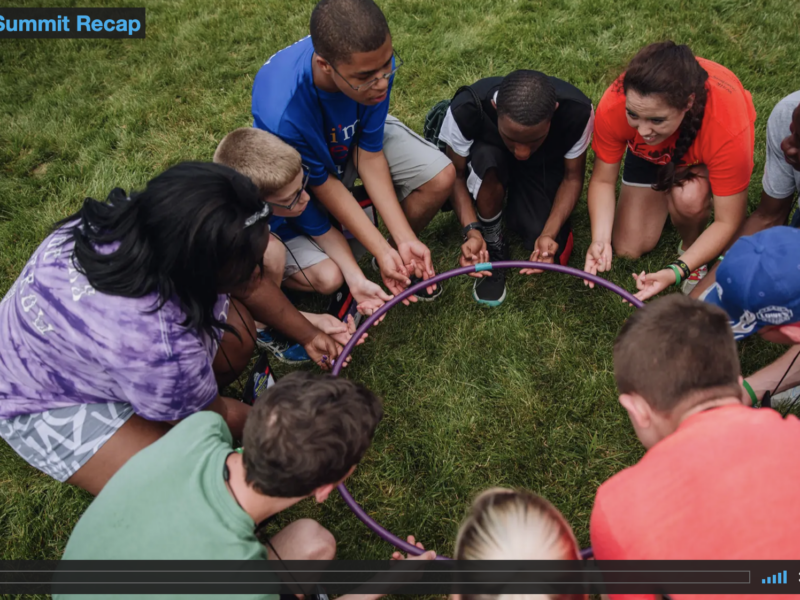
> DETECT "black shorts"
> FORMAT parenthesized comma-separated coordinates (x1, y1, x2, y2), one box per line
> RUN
(469, 140, 573, 256)
(621, 148, 659, 187)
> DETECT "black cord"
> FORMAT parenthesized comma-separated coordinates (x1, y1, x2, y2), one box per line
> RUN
(774, 347, 800, 418)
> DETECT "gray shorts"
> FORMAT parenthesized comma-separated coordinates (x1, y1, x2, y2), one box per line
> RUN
(342, 114, 452, 200)
(0, 401, 134, 482)
(282, 236, 329, 280)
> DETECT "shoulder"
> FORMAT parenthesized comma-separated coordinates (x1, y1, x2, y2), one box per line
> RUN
(253, 37, 314, 128)
(449, 77, 502, 136)
(550, 76, 592, 107)
(596, 75, 626, 115)
(768, 90, 800, 131)
(696, 58, 756, 139)
(171, 411, 233, 446)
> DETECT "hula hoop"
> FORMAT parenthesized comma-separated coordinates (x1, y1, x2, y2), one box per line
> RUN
(331, 261, 644, 561)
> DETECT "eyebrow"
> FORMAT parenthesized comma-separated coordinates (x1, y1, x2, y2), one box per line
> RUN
(354, 56, 393, 76)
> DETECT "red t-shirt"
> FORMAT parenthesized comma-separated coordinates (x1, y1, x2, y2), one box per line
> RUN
(592, 58, 757, 196)
(590, 405, 800, 600)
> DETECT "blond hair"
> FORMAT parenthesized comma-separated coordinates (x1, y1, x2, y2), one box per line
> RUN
(213, 128, 302, 196)
(455, 488, 584, 600)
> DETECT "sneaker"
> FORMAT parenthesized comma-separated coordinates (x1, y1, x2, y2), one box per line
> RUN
(327, 282, 363, 327)
(473, 238, 507, 307)
(767, 385, 800, 413)
(371, 255, 442, 302)
(680, 264, 707, 295)
(255, 329, 310, 364)
(242, 353, 275, 405)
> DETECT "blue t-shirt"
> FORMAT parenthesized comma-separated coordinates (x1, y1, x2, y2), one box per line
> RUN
(268, 199, 331, 242)
(252, 36, 393, 186)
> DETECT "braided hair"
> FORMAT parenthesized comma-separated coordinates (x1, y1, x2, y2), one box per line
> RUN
(622, 41, 709, 191)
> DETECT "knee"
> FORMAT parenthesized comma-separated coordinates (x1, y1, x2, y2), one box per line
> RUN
(669, 178, 711, 220)
(612, 234, 653, 260)
(263, 235, 287, 282)
(421, 163, 456, 202)
(295, 519, 337, 560)
(312, 261, 345, 295)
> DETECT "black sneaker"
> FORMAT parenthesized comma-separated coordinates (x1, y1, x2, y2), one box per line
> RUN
(473, 239, 507, 307)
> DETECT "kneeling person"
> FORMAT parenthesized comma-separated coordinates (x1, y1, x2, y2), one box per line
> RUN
(591, 295, 800, 583)
(57, 372, 425, 599)
(439, 70, 593, 306)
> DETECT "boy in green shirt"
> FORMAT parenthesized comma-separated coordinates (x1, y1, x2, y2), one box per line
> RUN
(57, 372, 433, 599)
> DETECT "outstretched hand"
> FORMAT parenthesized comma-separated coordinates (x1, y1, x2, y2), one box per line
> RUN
(460, 231, 490, 278)
(583, 240, 613, 288)
(390, 535, 436, 561)
(377, 248, 415, 305)
(632, 268, 676, 303)
(350, 277, 393, 324)
(397, 239, 437, 296)
(521, 235, 559, 275)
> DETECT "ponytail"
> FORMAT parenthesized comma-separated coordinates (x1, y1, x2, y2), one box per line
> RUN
(622, 41, 709, 191)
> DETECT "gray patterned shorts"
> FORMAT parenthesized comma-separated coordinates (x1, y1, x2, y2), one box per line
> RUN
(0, 402, 134, 482)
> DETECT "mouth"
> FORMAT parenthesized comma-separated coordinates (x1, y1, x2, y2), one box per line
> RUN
(642, 134, 659, 143)
(371, 91, 387, 103)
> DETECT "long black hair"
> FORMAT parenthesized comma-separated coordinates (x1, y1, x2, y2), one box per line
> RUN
(56, 161, 270, 340)
(622, 41, 709, 191)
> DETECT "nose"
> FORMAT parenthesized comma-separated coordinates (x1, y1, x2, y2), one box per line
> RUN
(514, 146, 531, 161)
(372, 76, 389, 94)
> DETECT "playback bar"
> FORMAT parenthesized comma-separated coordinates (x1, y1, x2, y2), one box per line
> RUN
(2, 560, 799, 595)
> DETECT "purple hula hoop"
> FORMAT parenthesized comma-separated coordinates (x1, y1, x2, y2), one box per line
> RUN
(331, 261, 644, 561)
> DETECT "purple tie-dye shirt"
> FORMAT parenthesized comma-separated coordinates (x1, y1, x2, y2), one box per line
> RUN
(0, 227, 229, 420)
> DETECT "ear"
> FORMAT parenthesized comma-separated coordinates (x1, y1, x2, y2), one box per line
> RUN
(619, 392, 652, 429)
(685, 93, 695, 113)
(314, 53, 333, 75)
(313, 483, 338, 504)
(778, 324, 800, 344)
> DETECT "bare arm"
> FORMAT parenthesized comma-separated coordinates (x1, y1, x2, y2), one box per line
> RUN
(680, 190, 748, 272)
(356, 147, 417, 245)
(446, 145, 480, 227)
(541, 151, 587, 240)
(745, 346, 800, 401)
(310, 174, 393, 259)
(587, 157, 621, 244)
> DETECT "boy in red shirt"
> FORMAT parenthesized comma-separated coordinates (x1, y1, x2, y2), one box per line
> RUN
(591, 295, 800, 600)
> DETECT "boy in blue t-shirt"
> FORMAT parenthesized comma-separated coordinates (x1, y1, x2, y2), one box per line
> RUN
(252, 0, 455, 301)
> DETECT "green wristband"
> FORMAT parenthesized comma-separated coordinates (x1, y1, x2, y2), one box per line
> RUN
(667, 264, 683, 286)
(742, 380, 758, 405)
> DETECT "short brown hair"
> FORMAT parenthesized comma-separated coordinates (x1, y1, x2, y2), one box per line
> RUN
(613, 294, 741, 413)
(213, 128, 302, 196)
(310, 0, 390, 66)
(242, 372, 383, 498)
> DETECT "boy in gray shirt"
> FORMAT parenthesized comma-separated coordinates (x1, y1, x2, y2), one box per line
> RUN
(691, 91, 800, 299)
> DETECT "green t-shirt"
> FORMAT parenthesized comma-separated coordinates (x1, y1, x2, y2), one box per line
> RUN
(56, 412, 276, 600)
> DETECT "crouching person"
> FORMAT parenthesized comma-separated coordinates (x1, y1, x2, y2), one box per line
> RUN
(56, 372, 428, 599)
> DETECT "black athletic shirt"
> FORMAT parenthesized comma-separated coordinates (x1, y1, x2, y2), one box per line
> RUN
(440, 74, 593, 163)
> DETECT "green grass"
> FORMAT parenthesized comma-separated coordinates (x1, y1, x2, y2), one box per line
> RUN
(0, 0, 796, 575)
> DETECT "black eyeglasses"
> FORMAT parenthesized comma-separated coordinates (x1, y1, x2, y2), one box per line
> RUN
(265, 169, 309, 211)
(329, 50, 404, 92)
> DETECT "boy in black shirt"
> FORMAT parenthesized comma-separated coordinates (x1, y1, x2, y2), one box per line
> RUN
(439, 70, 593, 306)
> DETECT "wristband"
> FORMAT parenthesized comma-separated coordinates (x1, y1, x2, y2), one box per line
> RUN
(667, 264, 683, 286)
(670, 259, 691, 280)
(742, 380, 758, 405)
(461, 222, 483, 240)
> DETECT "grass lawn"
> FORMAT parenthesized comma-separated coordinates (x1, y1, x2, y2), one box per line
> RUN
(1, 0, 797, 577)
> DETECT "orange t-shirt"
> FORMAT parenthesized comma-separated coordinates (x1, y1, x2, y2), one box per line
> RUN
(592, 58, 756, 197)
(590, 404, 800, 600)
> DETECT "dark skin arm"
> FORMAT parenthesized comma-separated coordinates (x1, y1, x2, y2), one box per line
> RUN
(521, 151, 587, 274)
(446, 145, 489, 278)
(233, 274, 343, 370)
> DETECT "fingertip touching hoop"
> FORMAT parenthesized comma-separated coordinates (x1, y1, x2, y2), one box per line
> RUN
(331, 261, 643, 560)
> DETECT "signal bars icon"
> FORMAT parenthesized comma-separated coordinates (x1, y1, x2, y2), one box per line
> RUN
(762, 571, 787, 585)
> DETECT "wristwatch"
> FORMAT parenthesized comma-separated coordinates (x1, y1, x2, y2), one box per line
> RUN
(461, 221, 484, 240)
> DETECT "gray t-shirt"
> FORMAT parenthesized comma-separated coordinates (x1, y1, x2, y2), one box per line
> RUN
(763, 90, 800, 204)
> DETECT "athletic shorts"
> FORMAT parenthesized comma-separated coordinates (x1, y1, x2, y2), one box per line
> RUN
(342, 115, 452, 200)
(466, 140, 573, 255)
(282, 235, 329, 280)
(621, 148, 660, 187)
(0, 401, 135, 482)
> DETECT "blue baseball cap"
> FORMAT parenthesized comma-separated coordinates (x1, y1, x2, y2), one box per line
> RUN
(703, 226, 800, 339)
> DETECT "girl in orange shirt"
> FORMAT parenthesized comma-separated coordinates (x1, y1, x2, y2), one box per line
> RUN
(583, 41, 756, 300)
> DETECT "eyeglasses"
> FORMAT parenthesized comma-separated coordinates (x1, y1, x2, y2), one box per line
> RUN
(329, 50, 404, 92)
(265, 169, 310, 211)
